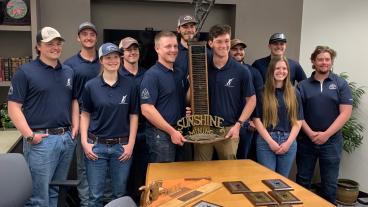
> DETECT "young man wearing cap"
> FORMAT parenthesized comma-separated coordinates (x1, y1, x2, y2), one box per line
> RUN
(252, 33, 306, 85)
(174, 14, 197, 161)
(8, 27, 79, 207)
(174, 14, 197, 76)
(296, 46, 352, 204)
(118, 37, 148, 200)
(193, 25, 256, 161)
(230, 38, 263, 159)
(63, 21, 99, 207)
(140, 31, 188, 163)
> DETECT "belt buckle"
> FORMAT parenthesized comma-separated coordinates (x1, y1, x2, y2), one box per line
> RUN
(105, 139, 114, 145)
(57, 127, 65, 135)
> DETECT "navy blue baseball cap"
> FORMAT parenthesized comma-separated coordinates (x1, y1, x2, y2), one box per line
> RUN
(98, 43, 122, 59)
(269, 33, 287, 44)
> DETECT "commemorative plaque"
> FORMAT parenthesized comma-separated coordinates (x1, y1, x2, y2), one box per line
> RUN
(268, 190, 303, 205)
(262, 179, 293, 191)
(244, 191, 278, 206)
(176, 41, 227, 143)
(223, 181, 251, 194)
(176, 0, 226, 144)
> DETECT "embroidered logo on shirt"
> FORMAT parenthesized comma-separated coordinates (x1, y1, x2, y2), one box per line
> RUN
(141, 88, 150, 99)
(119, 95, 128, 104)
(224, 78, 235, 87)
(329, 83, 337, 90)
(66, 78, 72, 88)
(8, 84, 13, 95)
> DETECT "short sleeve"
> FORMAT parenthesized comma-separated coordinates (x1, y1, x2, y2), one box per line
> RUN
(7, 69, 28, 103)
(140, 72, 158, 105)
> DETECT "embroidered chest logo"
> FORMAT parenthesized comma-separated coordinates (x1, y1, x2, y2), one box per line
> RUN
(119, 95, 128, 104)
(224, 78, 235, 87)
(329, 83, 337, 90)
(141, 88, 150, 99)
(66, 78, 72, 88)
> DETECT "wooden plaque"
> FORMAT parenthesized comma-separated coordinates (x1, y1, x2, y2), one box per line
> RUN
(176, 41, 227, 143)
(262, 179, 293, 191)
(244, 191, 278, 206)
(223, 181, 251, 194)
(268, 190, 303, 205)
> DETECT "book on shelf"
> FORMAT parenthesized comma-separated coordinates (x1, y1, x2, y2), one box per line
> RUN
(0, 56, 32, 82)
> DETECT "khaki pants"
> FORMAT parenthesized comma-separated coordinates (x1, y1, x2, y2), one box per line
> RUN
(194, 134, 239, 161)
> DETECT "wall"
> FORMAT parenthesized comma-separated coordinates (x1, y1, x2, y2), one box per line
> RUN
(300, 0, 368, 192)
(38, 0, 91, 61)
(36, 0, 303, 62)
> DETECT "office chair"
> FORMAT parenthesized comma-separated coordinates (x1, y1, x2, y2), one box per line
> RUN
(104, 196, 137, 207)
(0, 153, 32, 207)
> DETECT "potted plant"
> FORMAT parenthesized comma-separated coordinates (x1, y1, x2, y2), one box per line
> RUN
(339, 72, 366, 153)
(336, 72, 366, 205)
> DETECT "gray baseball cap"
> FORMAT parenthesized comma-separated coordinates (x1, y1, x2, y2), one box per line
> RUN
(78, 22, 97, 34)
(177, 14, 197, 27)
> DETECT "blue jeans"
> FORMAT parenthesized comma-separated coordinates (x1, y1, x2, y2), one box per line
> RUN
(85, 143, 132, 207)
(237, 123, 254, 159)
(256, 131, 297, 177)
(296, 132, 342, 204)
(23, 131, 76, 207)
(145, 127, 176, 163)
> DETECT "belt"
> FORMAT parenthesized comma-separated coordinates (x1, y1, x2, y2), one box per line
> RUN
(88, 132, 128, 144)
(32, 127, 70, 135)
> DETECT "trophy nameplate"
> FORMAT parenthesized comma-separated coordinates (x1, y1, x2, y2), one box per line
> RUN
(176, 41, 227, 143)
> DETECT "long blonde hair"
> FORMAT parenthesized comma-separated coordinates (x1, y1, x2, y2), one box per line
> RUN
(262, 56, 298, 128)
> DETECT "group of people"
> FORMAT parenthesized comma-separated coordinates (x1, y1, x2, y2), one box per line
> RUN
(7, 14, 352, 207)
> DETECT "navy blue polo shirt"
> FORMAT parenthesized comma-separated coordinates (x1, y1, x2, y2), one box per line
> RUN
(254, 88, 304, 132)
(140, 62, 188, 126)
(64, 52, 100, 104)
(81, 75, 139, 139)
(252, 55, 307, 85)
(297, 72, 352, 131)
(119, 66, 147, 124)
(8, 58, 76, 129)
(208, 57, 255, 126)
(119, 66, 146, 86)
(241, 62, 264, 94)
(174, 43, 188, 76)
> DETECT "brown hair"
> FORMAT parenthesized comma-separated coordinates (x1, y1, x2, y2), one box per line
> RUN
(310, 45, 337, 69)
(208, 24, 231, 41)
(262, 55, 298, 128)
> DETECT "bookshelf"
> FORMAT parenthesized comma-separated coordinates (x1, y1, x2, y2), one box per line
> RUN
(0, 0, 38, 86)
(0, 0, 38, 135)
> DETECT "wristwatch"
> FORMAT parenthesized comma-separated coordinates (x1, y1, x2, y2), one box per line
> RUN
(25, 133, 34, 142)
(237, 120, 244, 127)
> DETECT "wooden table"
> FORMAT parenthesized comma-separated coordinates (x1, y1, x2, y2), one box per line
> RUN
(0, 129, 22, 153)
(146, 160, 334, 207)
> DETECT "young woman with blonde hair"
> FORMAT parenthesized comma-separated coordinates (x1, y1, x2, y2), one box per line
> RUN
(253, 55, 303, 177)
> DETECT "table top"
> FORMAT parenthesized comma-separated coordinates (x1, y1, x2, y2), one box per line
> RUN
(146, 159, 334, 207)
(0, 129, 22, 153)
